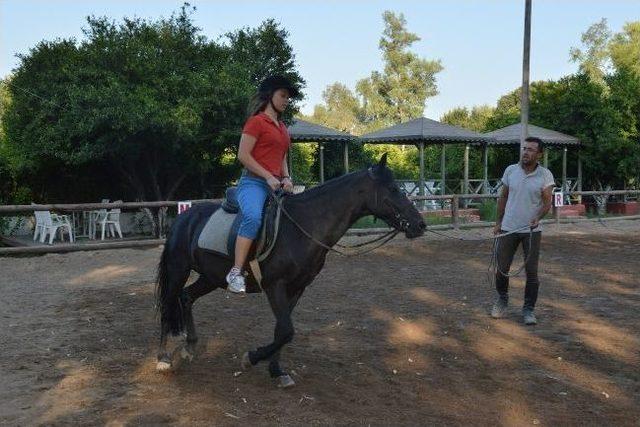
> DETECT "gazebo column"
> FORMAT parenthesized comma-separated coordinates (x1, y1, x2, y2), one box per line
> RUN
(562, 147, 567, 192)
(483, 144, 489, 194)
(319, 142, 325, 184)
(577, 150, 582, 203)
(343, 141, 349, 174)
(543, 150, 549, 168)
(440, 143, 446, 196)
(463, 144, 470, 207)
(418, 142, 425, 208)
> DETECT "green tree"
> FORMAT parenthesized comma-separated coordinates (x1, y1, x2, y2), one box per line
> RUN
(569, 18, 612, 87)
(306, 11, 443, 180)
(299, 83, 371, 181)
(0, 78, 15, 202)
(3, 5, 302, 206)
(440, 105, 494, 132)
(609, 22, 640, 77)
(357, 11, 443, 129)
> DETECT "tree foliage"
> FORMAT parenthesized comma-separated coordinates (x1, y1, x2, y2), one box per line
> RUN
(2, 5, 303, 204)
(304, 11, 443, 181)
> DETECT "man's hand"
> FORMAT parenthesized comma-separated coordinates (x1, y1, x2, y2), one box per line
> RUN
(282, 177, 294, 193)
(493, 222, 502, 235)
(529, 218, 539, 228)
(266, 176, 281, 191)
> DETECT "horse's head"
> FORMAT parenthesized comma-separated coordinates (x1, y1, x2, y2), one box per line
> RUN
(365, 154, 426, 238)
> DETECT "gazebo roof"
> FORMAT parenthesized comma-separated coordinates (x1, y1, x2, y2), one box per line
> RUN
(359, 117, 493, 144)
(484, 123, 580, 147)
(287, 119, 356, 142)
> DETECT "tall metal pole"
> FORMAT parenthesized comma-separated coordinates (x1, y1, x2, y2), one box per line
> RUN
(520, 0, 532, 153)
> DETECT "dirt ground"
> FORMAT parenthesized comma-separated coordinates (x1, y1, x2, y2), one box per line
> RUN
(1, 221, 639, 426)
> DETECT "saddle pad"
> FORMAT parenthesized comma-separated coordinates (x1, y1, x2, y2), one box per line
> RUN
(197, 208, 239, 256)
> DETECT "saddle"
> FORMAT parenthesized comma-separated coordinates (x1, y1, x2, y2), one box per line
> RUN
(197, 187, 283, 288)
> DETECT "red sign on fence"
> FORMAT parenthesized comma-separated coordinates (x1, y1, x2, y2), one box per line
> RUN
(178, 201, 192, 214)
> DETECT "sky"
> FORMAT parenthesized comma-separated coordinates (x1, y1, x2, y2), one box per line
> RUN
(1, 0, 638, 119)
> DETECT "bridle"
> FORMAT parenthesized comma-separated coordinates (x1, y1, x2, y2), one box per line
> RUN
(368, 167, 413, 233)
(269, 172, 419, 257)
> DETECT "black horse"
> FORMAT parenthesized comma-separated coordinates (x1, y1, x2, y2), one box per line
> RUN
(155, 155, 426, 387)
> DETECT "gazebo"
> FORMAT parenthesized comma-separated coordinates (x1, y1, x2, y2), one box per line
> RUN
(484, 123, 582, 192)
(359, 117, 495, 197)
(287, 119, 357, 183)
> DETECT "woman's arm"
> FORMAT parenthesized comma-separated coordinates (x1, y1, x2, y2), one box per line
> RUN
(281, 154, 293, 192)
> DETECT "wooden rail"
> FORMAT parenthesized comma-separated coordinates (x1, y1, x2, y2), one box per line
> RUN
(1, 190, 638, 255)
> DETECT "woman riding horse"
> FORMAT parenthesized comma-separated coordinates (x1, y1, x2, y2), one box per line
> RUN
(155, 77, 426, 387)
(226, 76, 299, 294)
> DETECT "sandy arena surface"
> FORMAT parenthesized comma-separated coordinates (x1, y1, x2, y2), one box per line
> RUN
(1, 220, 639, 426)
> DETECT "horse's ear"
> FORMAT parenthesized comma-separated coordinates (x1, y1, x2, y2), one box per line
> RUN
(378, 153, 388, 169)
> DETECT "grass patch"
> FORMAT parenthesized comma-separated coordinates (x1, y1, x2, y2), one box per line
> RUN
(351, 214, 452, 229)
(424, 215, 453, 225)
(478, 200, 497, 222)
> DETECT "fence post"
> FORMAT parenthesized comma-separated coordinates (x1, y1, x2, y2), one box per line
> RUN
(452, 195, 459, 229)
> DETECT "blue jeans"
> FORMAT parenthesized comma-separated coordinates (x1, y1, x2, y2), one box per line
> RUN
(237, 176, 270, 239)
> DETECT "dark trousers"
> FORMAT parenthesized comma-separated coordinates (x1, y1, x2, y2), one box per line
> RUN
(495, 231, 542, 310)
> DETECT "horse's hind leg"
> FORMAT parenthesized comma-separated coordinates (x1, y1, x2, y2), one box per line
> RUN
(157, 267, 191, 371)
(180, 275, 218, 361)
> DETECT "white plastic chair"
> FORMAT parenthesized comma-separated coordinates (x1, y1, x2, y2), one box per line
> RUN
(32, 205, 44, 241)
(38, 211, 74, 244)
(94, 200, 123, 240)
(88, 199, 110, 239)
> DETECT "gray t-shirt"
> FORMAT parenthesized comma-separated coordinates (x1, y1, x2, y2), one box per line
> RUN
(500, 163, 555, 233)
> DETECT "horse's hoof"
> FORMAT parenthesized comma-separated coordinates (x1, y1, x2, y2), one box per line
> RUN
(156, 360, 172, 372)
(180, 347, 194, 362)
(276, 374, 295, 388)
(241, 352, 253, 371)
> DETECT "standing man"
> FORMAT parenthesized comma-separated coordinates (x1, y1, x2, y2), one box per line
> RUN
(491, 137, 555, 325)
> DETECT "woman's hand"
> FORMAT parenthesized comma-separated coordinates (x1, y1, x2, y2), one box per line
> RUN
(266, 176, 282, 191)
(282, 177, 294, 193)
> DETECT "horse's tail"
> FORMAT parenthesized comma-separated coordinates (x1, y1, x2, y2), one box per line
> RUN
(155, 241, 184, 336)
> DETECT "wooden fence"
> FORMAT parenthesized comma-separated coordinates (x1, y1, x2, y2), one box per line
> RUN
(1, 190, 639, 256)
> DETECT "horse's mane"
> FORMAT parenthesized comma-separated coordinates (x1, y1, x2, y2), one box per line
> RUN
(287, 163, 394, 205)
(286, 169, 366, 205)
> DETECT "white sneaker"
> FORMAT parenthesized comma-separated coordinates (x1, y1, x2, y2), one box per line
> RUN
(226, 267, 246, 293)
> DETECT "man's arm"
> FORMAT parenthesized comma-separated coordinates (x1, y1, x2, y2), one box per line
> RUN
(494, 185, 509, 234)
(530, 185, 553, 227)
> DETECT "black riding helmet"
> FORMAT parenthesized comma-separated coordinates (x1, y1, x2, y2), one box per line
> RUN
(258, 75, 300, 99)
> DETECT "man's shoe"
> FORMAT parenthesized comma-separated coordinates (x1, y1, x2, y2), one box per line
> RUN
(523, 309, 537, 325)
(225, 267, 246, 293)
(491, 297, 508, 318)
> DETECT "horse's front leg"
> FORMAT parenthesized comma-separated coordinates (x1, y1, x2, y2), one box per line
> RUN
(242, 282, 295, 375)
(267, 288, 304, 387)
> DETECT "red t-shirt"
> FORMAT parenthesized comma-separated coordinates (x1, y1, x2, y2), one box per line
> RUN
(242, 113, 291, 177)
